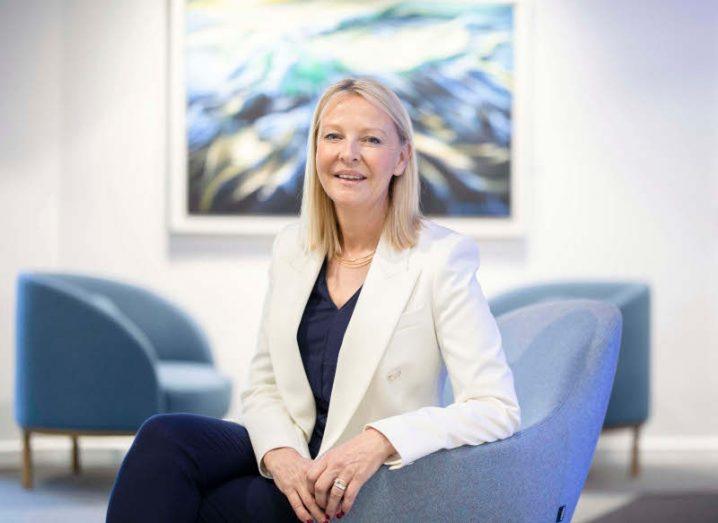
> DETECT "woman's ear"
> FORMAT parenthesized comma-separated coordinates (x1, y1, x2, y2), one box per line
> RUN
(394, 142, 411, 176)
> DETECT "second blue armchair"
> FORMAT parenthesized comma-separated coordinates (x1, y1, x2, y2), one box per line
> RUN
(15, 272, 233, 489)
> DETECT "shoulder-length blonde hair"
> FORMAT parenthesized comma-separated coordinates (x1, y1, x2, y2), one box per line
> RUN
(299, 76, 426, 258)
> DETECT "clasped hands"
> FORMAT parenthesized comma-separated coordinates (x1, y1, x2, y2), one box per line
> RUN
(263, 428, 396, 522)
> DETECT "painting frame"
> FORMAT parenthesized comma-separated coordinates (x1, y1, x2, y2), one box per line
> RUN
(167, 0, 534, 239)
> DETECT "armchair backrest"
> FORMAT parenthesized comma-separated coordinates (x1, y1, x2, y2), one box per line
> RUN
(15, 274, 164, 429)
(23, 272, 214, 364)
(488, 280, 648, 317)
(488, 281, 650, 425)
(499, 299, 622, 430)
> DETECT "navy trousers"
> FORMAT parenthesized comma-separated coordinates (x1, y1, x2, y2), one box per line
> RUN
(106, 413, 300, 523)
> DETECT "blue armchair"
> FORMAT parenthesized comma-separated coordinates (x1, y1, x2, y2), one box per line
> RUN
(14, 272, 233, 489)
(344, 299, 622, 522)
(488, 281, 651, 477)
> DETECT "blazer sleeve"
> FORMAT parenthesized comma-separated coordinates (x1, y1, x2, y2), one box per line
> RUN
(362, 234, 521, 470)
(239, 227, 311, 480)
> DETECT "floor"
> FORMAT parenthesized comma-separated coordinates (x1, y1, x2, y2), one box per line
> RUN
(0, 439, 716, 522)
(574, 450, 718, 521)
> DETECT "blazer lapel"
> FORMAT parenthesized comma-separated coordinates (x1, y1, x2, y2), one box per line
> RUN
(319, 232, 421, 455)
(267, 238, 323, 442)
(267, 225, 422, 455)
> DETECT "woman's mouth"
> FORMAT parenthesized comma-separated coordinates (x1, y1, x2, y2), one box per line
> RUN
(334, 173, 366, 184)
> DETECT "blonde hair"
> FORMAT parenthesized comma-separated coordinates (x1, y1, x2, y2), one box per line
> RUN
(299, 76, 426, 258)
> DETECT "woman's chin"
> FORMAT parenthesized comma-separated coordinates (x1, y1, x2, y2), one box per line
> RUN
(331, 197, 370, 211)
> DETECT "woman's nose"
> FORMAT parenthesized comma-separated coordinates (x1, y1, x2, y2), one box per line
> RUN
(339, 139, 360, 163)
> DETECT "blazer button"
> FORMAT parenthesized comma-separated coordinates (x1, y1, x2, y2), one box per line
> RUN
(387, 368, 402, 382)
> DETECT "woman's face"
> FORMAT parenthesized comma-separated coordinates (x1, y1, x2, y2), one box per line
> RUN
(315, 93, 409, 214)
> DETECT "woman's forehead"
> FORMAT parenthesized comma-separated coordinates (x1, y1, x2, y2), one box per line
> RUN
(319, 94, 395, 133)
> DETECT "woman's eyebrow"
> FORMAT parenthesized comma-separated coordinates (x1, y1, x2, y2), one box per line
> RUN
(321, 124, 387, 135)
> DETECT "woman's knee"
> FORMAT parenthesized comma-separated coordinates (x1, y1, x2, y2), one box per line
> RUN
(135, 413, 242, 449)
(133, 413, 186, 450)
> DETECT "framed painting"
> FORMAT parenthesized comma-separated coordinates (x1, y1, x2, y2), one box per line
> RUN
(168, 0, 533, 237)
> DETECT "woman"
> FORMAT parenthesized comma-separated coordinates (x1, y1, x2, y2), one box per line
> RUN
(106, 77, 520, 523)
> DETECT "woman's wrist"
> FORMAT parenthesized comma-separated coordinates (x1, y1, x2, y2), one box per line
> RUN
(364, 427, 397, 460)
(263, 446, 297, 471)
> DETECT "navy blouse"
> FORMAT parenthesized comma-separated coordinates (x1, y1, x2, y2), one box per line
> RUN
(296, 255, 363, 459)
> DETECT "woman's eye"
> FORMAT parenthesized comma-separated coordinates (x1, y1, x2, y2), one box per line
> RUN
(367, 136, 381, 144)
(324, 133, 340, 140)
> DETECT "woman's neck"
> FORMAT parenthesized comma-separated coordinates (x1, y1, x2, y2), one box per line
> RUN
(335, 201, 387, 255)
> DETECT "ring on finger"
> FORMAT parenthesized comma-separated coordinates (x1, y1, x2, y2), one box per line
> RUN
(332, 478, 347, 492)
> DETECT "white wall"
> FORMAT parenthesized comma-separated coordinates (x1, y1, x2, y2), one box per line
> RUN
(527, 0, 718, 448)
(0, 1, 62, 439)
(1, 0, 716, 450)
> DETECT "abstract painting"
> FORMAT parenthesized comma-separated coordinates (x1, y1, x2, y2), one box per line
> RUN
(169, 0, 527, 235)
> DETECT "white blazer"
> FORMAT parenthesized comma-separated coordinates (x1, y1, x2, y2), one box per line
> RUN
(239, 219, 521, 479)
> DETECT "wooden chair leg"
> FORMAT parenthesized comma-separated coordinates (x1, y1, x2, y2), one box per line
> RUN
(71, 434, 81, 475)
(630, 423, 641, 478)
(22, 429, 33, 490)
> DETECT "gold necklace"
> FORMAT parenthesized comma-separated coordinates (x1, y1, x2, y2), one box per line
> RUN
(333, 249, 376, 268)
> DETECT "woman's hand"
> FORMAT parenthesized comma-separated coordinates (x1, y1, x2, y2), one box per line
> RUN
(306, 428, 396, 519)
(263, 447, 328, 523)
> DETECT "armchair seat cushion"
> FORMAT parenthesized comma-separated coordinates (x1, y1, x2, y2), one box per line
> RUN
(157, 361, 232, 418)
